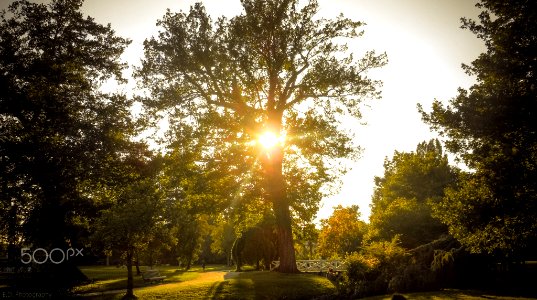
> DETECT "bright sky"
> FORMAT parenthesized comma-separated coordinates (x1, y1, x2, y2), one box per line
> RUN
(1, 0, 485, 222)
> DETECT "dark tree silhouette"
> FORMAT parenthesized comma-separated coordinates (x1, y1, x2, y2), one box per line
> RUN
(420, 0, 537, 255)
(0, 0, 132, 255)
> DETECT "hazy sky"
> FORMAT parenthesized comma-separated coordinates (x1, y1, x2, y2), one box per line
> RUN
(1, 0, 486, 221)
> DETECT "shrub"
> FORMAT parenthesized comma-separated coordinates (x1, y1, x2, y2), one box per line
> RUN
(340, 235, 462, 298)
(342, 237, 409, 298)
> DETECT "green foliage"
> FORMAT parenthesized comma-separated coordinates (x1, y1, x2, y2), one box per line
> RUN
(341, 236, 474, 298)
(154, 124, 230, 269)
(243, 220, 278, 268)
(317, 205, 366, 258)
(89, 153, 171, 298)
(369, 139, 456, 249)
(135, 0, 386, 272)
(294, 222, 319, 260)
(342, 238, 408, 298)
(0, 0, 132, 250)
(92, 178, 167, 253)
(210, 220, 236, 265)
(174, 213, 211, 270)
(419, 0, 537, 255)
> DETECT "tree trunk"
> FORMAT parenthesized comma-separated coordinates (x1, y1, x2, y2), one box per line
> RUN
(135, 252, 141, 275)
(7, 202, 17, 264)
(271, 183, 299, 273)
(148, 249, 153, 269)
(231, 237, 243, 272)
(186, 257, 192, 270)
(263, 110, 299, 273)
(226, 250, 232, 267)
(124, 247, 135, 299)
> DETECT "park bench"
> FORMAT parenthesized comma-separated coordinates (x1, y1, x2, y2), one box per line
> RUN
(142, 269, 166, 283)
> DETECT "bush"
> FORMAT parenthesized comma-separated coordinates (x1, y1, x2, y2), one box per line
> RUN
(341, 237, 408, 298)
(340, 235, 462, 298)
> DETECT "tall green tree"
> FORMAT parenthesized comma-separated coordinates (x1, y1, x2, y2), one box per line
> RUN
(92, 177, 168, 299)
(369, 140, 456, 249)
(136, 0, 386, 272)
(91, 148, 170, 299)
(0, 0, 131, 252)
(419, 0, 537, 255)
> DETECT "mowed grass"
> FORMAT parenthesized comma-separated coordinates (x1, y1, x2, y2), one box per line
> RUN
(73, 264, 230, 294)
(363, 289, 537, 300)
(74, 265, 336, 299)
(205, 271, 336, 300)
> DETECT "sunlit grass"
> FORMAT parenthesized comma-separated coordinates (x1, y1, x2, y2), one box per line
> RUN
(76, 266, 336, 299)
(362, 289, 537, 300)
(133, 272, 226, 300)
(74, 264, 229, 294)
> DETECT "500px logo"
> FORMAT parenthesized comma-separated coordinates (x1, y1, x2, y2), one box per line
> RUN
(21, 248, 84, 264)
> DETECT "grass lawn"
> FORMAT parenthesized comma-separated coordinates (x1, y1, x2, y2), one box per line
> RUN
(76, 266, 537, 300)
(74, 265, 336, 299)
(363, 289, 537, 300)
(73, 264, 231, 294)
(201, 271, 336, 300)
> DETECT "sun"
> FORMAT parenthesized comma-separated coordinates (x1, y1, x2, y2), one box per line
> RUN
(258, 131, 283, 150)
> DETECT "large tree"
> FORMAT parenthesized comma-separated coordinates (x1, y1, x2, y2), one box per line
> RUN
(368, 140, 456, 249)
(419, 0, 537, 255)
(137, 0, 386, 272)
(0, 0, 131, 254)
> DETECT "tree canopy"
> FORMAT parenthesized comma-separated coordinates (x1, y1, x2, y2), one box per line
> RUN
(419, 0, 537, 255)
(369, 140, 456, 249)
(136, 0, 386, 272)
(317, 205, 366, 258)
(0, 0, 133, 251)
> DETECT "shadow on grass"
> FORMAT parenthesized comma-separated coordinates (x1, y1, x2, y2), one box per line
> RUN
(204, 281, 229, 300)
(72, 268, 336, 300)
(210, 271, 335, 300)
(364, 289, 537, 300)
(74, 265, 199, 294)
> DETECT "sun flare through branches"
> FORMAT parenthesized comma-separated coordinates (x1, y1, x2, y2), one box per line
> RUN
(258, 131, 284, 151)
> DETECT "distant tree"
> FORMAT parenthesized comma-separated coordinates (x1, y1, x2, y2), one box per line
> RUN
(198, 221, 227, 265)
(0, 0, 131, 255)
(92, 176, 168, 299)
(419, 0, 537, 255)
(295, 222, 319, 260)
(172, 212, 210, 270)
(156, 127, 226, 270)
(136, 0, 386, 272)
(211, 220, 236, 266)
(317, 205, 367, 258)
(368, 140, 456, 249)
